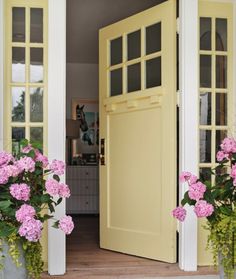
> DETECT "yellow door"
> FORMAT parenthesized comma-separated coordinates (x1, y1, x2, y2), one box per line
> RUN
(99, 0, 177, 262)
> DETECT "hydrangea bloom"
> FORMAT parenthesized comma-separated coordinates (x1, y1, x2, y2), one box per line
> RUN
(220, 137, 236, 154)
(49, 159, 65, 175)
(16, 204, 36, 223)
(216, 150, 228, 162)
(18, 218, 43, 242)
(10, 183, 31, 201)
(172, 206, 186, 222)
(58, 183, 71, 198)
(59, 215, 74, 234)
(188, 182, 206, 201)
(45, 179, 60, 196)
(0, 151, 13, 167)
(35, 150, 49, 168)
(0, 167, 10, 184)
(22, 144, 33, 154)
(15, 156, 35, 173)
(194, 200, 214, 218)
(5, 165, 21, 178)
(179, 171, 197, 185)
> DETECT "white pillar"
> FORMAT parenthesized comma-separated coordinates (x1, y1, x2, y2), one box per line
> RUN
(179, 0, 198, 271)
(0, 0, 4, 152)
(48, 0, 66, 275)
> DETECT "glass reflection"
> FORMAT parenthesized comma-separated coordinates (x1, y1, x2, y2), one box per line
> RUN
(146, 57, 161, 88)
(200, 92, 211, 125)
(200, 55, 211, 88)
(30, 8, 43, 43)
(199, 168, 211, 181)
(146, 22, 161, 55)
(30, 127, 43, 144)
(216, 56, 227, 89)
(30, 48, 43, 83)
(216, 18, 227, 51)
(12, 47, 25, 83)
(127, 63, 141, 93)
(30, 88, 43, 122)
(200, 130, 211, 163)
(216, 130, 227, 154)
(12, 87, 25, 122)
(12, 8, 25, 42)
(110, 37, 122, 66)
(200, 17, 211, 50)
(12, 127, 25, 155)
(110, 68, 122, 96)
(216, 93, 227, 126)
(127, 30, 141, 61)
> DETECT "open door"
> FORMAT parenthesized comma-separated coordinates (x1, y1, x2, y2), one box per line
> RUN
(99, 0, 177, 263)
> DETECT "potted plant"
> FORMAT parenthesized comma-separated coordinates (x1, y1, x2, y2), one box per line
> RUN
(0, 139, 74, 279)
(172, 137, 236, 279)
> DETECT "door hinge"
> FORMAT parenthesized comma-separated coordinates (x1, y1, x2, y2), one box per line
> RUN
(176, 90, 180, 107)
(176, 17, 180, 35)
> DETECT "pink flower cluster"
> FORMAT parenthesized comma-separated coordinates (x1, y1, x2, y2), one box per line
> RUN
(172, 206, 186, 222)
(16, 204, 36, 223)
(188, 181, 206, 201)
(179, 171, 197, 184)
(216, 137, 236, 162)
(15, 156, 35, 173)
(59, 215, 74, 234)
(194, 200, 214, 218)
(45, 179, 70, 198)
(10, 183, 31, 201)
(0, 167, 10, 184)
(0, 151, 13, 167)
(35, 150, 49, 168)
(19, 218, 43, 242)
(49, 160, 65, 175)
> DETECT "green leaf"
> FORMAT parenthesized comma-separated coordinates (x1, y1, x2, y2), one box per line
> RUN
(0, 223, 16, 238)
(53, 174, 60, 182)
(57, 197, 63, 205)
(20, 139, 28, 147)
(31, 142, 42, 150)
(48, 203, 55, 213)
(0, 200, 12, 210)
(27, 150, 35, 158)
(40, 194, 51, 204)
(219, 206, 232, 215)
(52, 221, 59, 229)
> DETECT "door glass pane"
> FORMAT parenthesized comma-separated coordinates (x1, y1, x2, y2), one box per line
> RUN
(199, 168, 211, 181)
(200, 55, 211, 88)
(216, 56, 227, 89)
(127, 30, 141, 61)
(200, 130, 211, 163)
(216, 130, 227, 154)
(146, 57, 161, 88)
(30, 8, 43, 43)
(30, 87, 43, 122)
(12, 47, 25, 83)
(30, 48, 43, 83)
(12, 8, 25, 42)
(12, 127, 25, 155)
(110, 37, 122, 66)
(216, 18, 227, 51)
(12, 87, 25, 122)
(216, 93, 227, 126)
(200, 92, 211, 125)
(110, 68, 122, 96)
(200, 17, 211, 50)
(127, 63, 141, 93)
(30, 127, 43, 144)
(146, 22, 161, 55)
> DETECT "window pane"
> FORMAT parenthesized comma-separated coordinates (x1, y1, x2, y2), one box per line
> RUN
(216, 130, 227, 154)
(110, 37, 122, 66)
(127, 30, 141, 61)
(30, 127, 43, 145)
(216, 18, 227, 51)
(200, 130, 211, 163)
(12, 8, 25, 42)
(30, 8, 43, 43)
(200, 92, 211, 125)
(12, 87, 25, 122)
(30, 48, 43, 83)
(12, 127, 25, 155)
(216, 56, 227, 89)
(199, 168, 211, 181)
(216, 93, 227, 126)
(200, 18, 211, 50)
(200, 55, 211, 88)
(146, 57, 161, 89)
(127, 63, 141, 93)
(30, 87, 43, 122)
(146, 22, 161, 55)
(12, 47, 25, 83)
(110, 68, 122, 96)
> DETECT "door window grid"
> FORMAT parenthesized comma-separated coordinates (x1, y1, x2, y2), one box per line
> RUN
(108, 23, 162, 97)
(6, 2, 47, 154)
(199, 16, 230, 181)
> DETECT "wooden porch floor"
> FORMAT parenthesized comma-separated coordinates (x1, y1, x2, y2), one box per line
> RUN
(42, 215, 217, 278)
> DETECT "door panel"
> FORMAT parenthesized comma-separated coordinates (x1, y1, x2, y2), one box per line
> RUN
(99, 0, 176, 262)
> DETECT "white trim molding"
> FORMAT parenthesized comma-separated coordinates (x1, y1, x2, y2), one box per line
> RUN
(0, 0, 4, 152)
(179, 0, 198, 271)
(48, 0, 66, 275)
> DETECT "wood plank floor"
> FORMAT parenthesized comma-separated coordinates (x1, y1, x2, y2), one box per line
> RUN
(42, 215, 217, 279)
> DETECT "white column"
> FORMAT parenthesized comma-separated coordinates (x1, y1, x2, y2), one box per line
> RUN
(179, 0, 198, 271)
(48, 0, 66, 275)
(0, 0, 4, 152)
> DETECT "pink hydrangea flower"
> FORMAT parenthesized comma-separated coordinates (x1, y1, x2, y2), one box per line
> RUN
(18, 218, 43, 242)
(179, 172, 198, 185)
(22, 144, 33, 154)
(45, 179, 60, 196)
(59, 215, 74, 234)
(0, 167, 10, 184)
(5, 165, 21, 177)
(216, 151, 228, 162)
(194, 200, 214, 218)
(35, 150, 49, 168)
(172, 206, 186, 222)
(15, 157, 35, 173)
(58, 183, 71, 198)
(16, 204, 36, 223)
(220, 137, 236, 154)
(0, 151, 13, 167)
(188, 181, 206, 201)
(10, 183, 31, 201)
(49, 160, 65, 175)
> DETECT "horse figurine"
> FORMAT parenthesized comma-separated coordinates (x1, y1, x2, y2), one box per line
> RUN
(76, 105, 88, 132)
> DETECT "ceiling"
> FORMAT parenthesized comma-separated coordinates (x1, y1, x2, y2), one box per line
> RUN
(66, 0, 166, 64)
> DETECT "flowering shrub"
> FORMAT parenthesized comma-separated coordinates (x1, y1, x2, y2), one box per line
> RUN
(0, 139, 74, 278)
(173, 137, 236, 278)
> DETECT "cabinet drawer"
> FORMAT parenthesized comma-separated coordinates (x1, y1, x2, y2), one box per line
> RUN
(66, 166, 98, 179)
(69, 180, 98, 195)
(66, 195, 99, 213)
